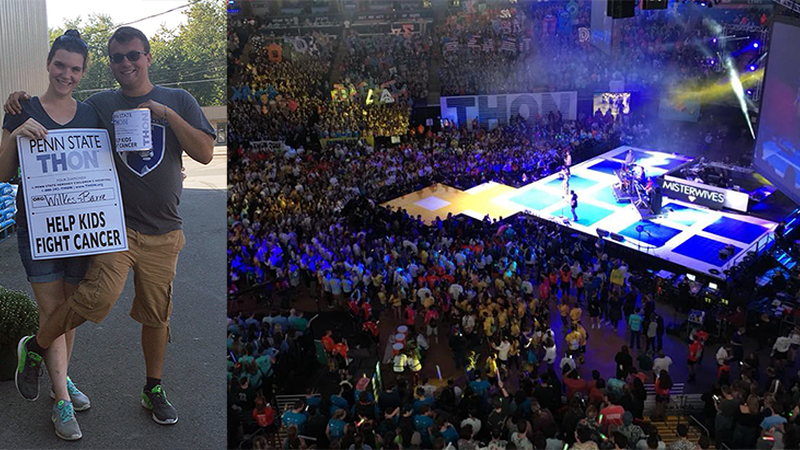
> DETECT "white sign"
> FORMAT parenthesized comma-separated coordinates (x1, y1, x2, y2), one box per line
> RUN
(661, 174, 750, 212)
(17, 129, 128, 260)
(113, 108, 152, 152)
(440, 91, 578, 130)
(250, 140, 285, 152)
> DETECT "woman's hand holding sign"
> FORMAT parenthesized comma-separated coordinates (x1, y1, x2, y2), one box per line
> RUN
(12, 118, 49, 141)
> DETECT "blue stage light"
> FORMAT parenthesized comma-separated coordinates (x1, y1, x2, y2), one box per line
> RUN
(749, 65, 757, 71)
(712, 38, 717, 44)
(753, 41, 760, 49)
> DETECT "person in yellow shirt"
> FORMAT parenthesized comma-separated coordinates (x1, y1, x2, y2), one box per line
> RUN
(517, 300, 527, 318)
(565, 326, 582, 361)
(391, 291, 402, 320)
(559, 302, 570, 328)
(509, 340, 520, 370)
(576, 323, 588, 364)
(483, 313, 495, 341)
(529, 298, 539, 316)
(377, 287, 387, 308)
(510, 318, 521, 337)
(498, 309, 508, 332)
(484, 352, 498, 375)
(420, 249, 429, 265)
(422, 293, 435, 310)
(570, 305, 582, 326)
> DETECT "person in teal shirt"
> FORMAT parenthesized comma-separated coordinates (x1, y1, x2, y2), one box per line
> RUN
(289, 309, 309, 334)
(326, 409, 347, 441)
(628, 308, 643, 350)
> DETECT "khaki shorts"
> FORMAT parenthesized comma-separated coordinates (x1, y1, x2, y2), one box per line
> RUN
(68, 228, 185, 328)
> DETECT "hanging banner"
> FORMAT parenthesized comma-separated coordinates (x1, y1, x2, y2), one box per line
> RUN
(267, 43, 282, 62)
(440, 91, 578, 130)
(17, 129, 127, 260)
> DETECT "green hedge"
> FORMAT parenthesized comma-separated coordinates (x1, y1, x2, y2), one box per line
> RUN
(0, 287, 38, 348)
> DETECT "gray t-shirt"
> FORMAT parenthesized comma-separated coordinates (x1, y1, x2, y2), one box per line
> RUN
(2, 97, 101, 228)
(85, 86, 214, 235)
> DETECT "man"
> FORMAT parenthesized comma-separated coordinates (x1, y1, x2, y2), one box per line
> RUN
(628, 308, 643, 350)
(652, 350, 673, 375)
(614, 345, 633, 380)
(666, 424, 695, 450)
(493, 337, 511, 368)
(716, 344, 733, 368)
(571, 190, 579, 222)
(12, 27, 215, 425)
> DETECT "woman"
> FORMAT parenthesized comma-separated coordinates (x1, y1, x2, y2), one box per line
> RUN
(732, 394, 761, 449)
(0, 30, 97, 441)
(653, 370, 672, 422)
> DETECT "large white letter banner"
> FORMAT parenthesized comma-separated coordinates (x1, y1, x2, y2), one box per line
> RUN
(17, 128, 128, 260)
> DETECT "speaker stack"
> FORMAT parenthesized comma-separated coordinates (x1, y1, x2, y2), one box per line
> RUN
(607, 0, 635, 18)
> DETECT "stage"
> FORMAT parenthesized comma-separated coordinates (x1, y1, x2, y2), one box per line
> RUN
(381, 146, 778, 279)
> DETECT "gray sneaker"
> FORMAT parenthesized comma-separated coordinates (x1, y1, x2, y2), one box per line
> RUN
(15, 335, 43, 401)
(50, 377, 91, 411)
(52, 399, 82, 440)
(142, 384, 178, 425)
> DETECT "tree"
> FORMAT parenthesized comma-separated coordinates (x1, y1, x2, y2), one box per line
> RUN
(49, 0, 225, 106)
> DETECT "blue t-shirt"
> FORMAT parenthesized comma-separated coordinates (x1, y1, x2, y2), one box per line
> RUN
(255, 355, 272, 377)
(305, 395, 321, 409)
(441, 425, 459, 444)
(628, 314, 643, 331)
(282, 410, 306, 431)
(2, 97, 100, 228)
(760, 415, 787, 431)
(328, 418, 346, 439)
(470, 379, 491, 396)
(412, 396, 434, 414)
(330, 394, 349, 416)
(414, 414, 435, 433)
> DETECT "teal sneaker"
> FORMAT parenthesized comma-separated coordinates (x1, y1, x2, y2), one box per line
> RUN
(141, 385, 178, 425)
(50, 376, 91, 411)
(15, 335, 43, 401)
(52, 399, 82, 440)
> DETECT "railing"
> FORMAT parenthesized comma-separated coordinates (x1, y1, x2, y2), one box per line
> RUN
(689, 415, 710, 438)
(724, 231, 773, 273)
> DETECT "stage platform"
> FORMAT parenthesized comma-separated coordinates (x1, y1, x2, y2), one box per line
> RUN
(381, 146, 778, 279)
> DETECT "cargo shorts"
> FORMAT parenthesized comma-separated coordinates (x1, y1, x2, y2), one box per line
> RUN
(67, 228, 185, 328)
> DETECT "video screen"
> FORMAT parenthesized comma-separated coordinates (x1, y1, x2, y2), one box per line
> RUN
(753, 19, 800, 205)
(593, 92, 631, 117)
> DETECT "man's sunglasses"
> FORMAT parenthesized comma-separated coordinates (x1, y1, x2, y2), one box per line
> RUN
(109, 51, 148, 64)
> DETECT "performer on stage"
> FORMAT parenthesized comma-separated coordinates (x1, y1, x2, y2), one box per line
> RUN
(624, 148, 635, 169)
(570, 191, 578, 222)
(561, 166, 571, 199)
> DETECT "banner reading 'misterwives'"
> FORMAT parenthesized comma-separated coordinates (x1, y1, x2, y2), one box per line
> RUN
(17, 128, 127, 260)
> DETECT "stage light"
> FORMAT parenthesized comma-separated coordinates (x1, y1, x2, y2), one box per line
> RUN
(746, 89, 753, 95)
(711, 38, 717, 44)
(753, 41, 760, 49)
(749, 65, 757, 71)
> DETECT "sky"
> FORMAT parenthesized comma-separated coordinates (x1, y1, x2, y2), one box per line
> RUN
(47, 0, 190, 38)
